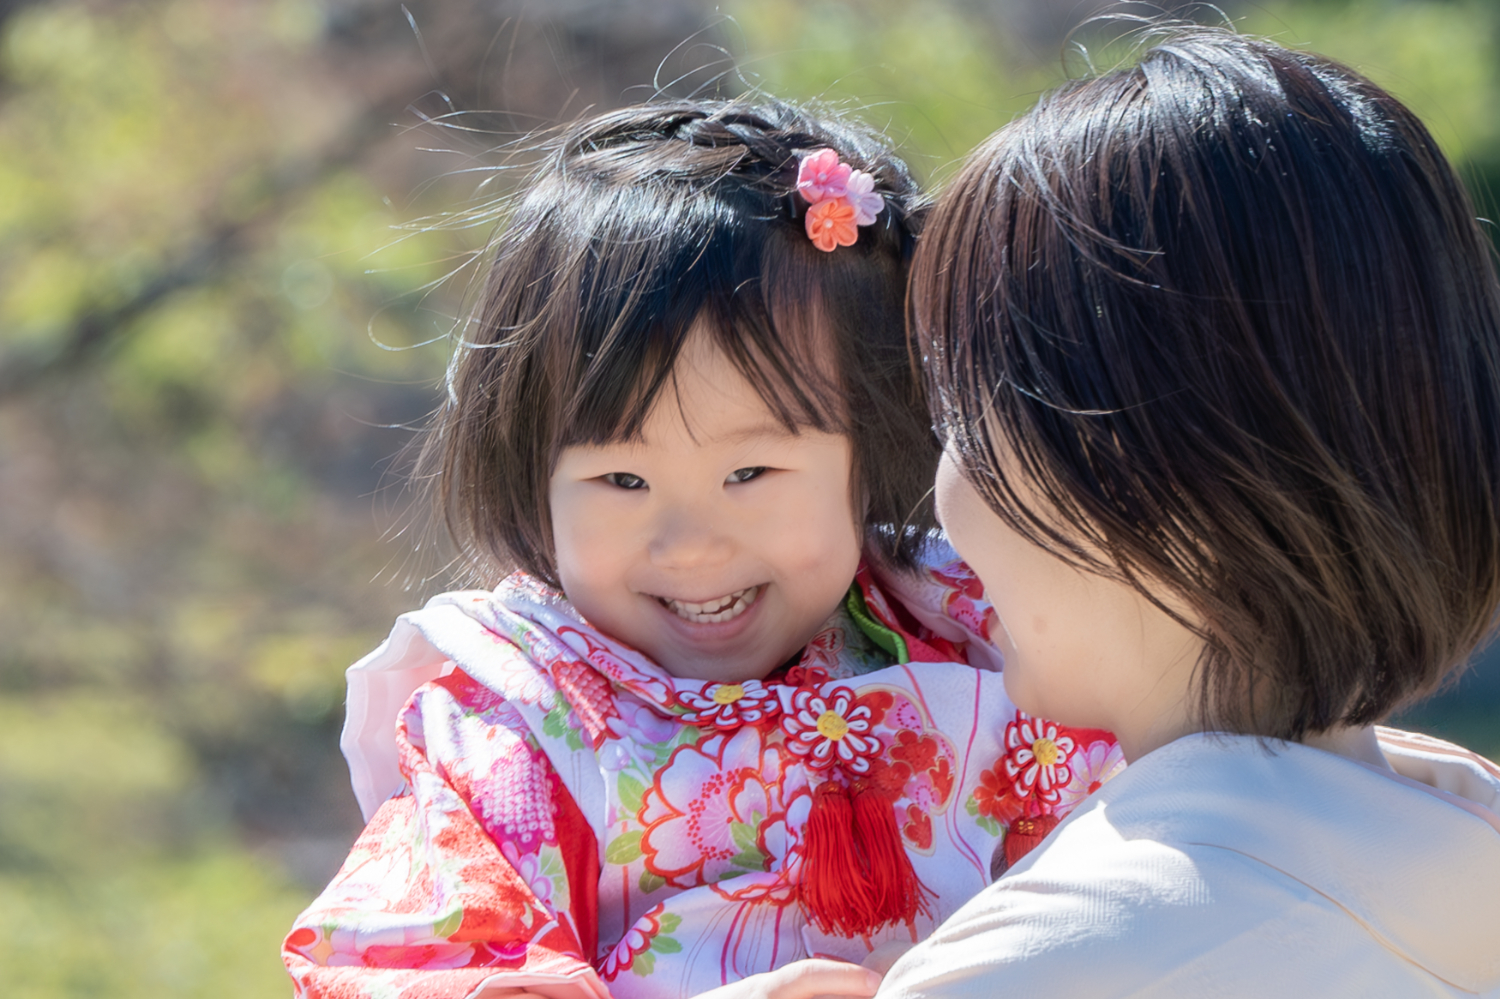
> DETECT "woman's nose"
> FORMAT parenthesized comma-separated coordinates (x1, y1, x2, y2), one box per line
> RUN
(647, 504, 734, 569)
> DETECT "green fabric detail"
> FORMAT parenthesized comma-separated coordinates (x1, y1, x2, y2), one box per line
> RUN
(845, 583, 909, 664)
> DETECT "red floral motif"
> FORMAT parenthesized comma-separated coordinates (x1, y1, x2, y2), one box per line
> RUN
(862, 755, 910, 798)
(1056, 738, 1126, 812)
(1001, 712, 1076, 807)
(902, 803, 933, 850)
(931, 559, 994, 642)
(930, 559, 984, 601)
(675, 679, 782, 730)
(783, 661, 829, 686)
(780, 686, 882, 775)
(795, 627, 845, 674)
(972, 763, 1025, 824)
(928, 755, 954, 805)
(890, 729, 938, 773)
(855, 688, 894, 728)
(707, 790, 812, 905)
(639, 726, 807, 889)
(601, 904, 665, 980)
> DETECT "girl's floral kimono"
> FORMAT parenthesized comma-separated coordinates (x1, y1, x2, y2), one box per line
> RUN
(284, 546, 1123, 999)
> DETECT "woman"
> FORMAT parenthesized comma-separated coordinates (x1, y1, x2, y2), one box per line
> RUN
(882, 26, 1500, 998)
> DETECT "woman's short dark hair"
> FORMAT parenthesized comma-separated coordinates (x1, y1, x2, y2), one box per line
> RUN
(426, 99, 935, 589)
(913, 27, 1500, 741)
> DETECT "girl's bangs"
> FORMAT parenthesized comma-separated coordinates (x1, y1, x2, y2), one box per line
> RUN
(553, 231, 850, 451)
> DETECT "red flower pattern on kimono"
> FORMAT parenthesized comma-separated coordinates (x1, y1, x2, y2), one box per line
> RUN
(890, 728, 939, 773)
(798, 625, 846, 674)
(781, 686, 882, 774)
(783, 661, 830, 686)
(601, 904, 687, 981)
(1056, 738, 1127, 811)
(972, 760, 1026, 825)
(639, 725, 809, 889)
(675, 679, 782, 730)
(903, 803, 934, 850)
(1002, 712, 1076, 808)
(929, 559, 994, 643)
(602, 904, 662, 979)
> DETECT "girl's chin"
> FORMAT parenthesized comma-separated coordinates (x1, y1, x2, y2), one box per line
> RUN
(656, 657, 780, 684)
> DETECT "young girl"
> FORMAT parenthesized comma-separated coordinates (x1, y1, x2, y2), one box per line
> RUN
(282, 101, 1121, 999)
(883, 27, 1500, 998)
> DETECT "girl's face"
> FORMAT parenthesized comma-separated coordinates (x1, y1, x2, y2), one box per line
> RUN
(549, 330, 863, 683)
(934, 449, 1204, 761)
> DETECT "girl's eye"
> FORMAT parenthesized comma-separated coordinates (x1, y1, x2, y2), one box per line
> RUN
(603, 472, 647, 490)
(726, 466, 767, 484)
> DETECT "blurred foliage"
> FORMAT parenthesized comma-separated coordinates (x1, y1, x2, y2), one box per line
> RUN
(1240, 0, 1500, 160)
(0, 694, 309, 999)
(0, 1, 1497, 996)
(726, 0, 1500, 179)
(725, 0, 1058, 173)
(0, 1, 459, 994)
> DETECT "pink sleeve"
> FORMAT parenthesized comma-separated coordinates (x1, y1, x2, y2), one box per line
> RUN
(284, 672, 607, 999)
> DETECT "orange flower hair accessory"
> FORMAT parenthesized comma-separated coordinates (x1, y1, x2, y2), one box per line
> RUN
(796, 148, 884, 252)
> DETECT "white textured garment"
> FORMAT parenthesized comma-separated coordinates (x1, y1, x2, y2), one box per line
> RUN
(880, 728, 1500, 998)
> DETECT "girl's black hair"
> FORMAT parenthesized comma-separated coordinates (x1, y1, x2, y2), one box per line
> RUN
(914, 27, 1500, 741)
(427, 99, 934, 588)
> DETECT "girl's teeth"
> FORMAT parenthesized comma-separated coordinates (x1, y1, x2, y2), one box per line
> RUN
(664, 586, 759, 623)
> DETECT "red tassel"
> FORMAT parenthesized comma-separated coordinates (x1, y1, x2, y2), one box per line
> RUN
(801, 781, 875, 935)
(851, 780, 932, 927)
(1002, 812, 1059, 871)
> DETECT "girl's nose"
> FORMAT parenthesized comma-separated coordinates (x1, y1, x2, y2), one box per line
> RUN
(647, 505, 734, 569)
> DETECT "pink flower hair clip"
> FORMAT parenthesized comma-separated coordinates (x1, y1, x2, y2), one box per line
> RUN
(796, 148, 885, 252)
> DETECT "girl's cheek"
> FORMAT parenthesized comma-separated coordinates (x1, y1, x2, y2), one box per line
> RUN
(771, 488, 860, 562)
(550, 491, 626, 585)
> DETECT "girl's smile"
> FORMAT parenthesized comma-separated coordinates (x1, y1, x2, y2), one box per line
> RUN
(654, 584, 763, 624)
(647, 582, 768, 652)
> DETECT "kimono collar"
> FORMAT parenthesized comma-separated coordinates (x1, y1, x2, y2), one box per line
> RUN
(466, 562, 956, 720)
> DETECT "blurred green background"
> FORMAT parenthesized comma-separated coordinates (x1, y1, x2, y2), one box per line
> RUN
(1, 1, 1496, 995)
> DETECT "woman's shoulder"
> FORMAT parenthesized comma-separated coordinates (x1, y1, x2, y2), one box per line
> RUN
(881, 731, 1500, 998)
(879, 828, 1275, 997)
(880, 851, 1460, 998)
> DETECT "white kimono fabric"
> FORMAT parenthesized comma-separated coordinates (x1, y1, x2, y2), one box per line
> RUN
(881, 728, 1500, 998)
